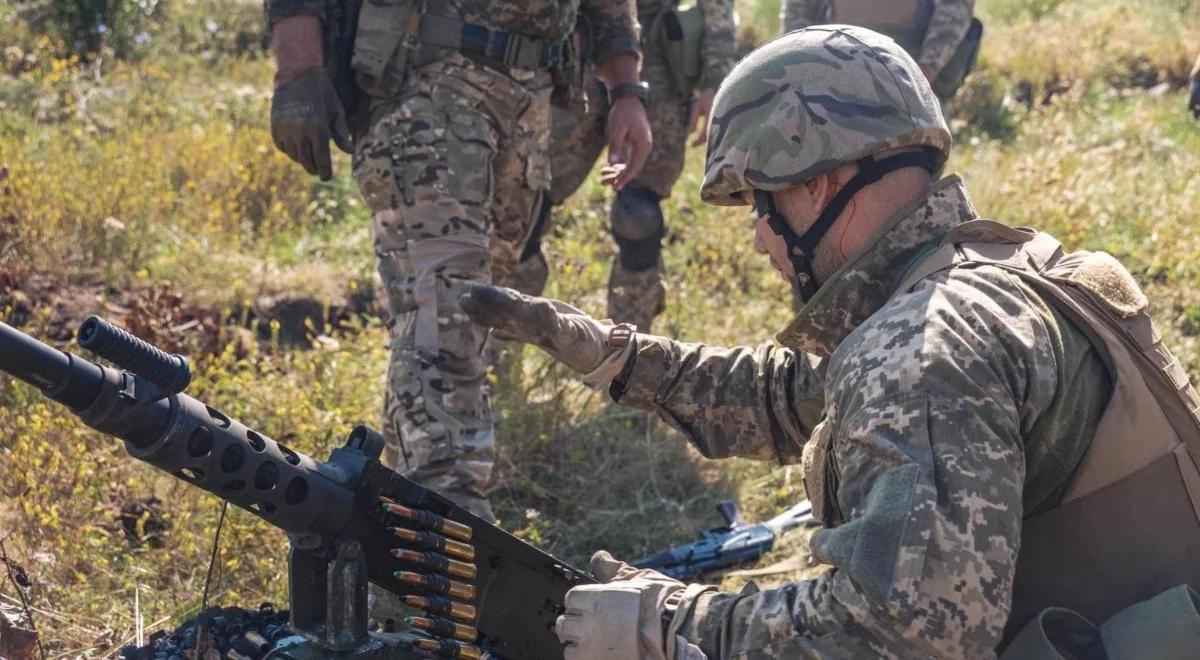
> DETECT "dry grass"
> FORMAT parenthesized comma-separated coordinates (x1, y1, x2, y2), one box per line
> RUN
(1, 0, 1199, 654)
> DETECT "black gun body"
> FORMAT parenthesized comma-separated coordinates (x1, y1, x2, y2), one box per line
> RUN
(0, 321, 592, 659)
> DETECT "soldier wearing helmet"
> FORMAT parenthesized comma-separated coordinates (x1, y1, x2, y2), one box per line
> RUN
(781, 0, 982, 100)
(462, 26, 1200, 659)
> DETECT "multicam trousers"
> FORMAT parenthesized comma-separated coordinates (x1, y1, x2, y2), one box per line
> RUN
(354, 53, 552, 520)
(503, 52, 690, 332)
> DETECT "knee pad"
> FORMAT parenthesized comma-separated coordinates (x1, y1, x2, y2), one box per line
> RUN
(610, 185, 664, 271)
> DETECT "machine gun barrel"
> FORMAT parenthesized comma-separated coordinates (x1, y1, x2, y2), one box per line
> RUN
(0, 320, 100, 408)
(0, 319, 591, 659)
(0, 320, 355, 540)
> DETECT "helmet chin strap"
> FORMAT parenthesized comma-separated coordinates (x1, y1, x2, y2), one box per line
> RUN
(754, 150, 936, 303)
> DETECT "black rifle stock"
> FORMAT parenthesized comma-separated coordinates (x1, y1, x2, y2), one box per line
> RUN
(0, 318, 592, 658)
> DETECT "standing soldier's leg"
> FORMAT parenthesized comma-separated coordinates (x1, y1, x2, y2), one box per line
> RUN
(487, 72, 553, 291)
(607, 60, 688, 333)
(500, 80, 609, 299)
(354, 56, 516, 521)
(779, 0, 826, 34)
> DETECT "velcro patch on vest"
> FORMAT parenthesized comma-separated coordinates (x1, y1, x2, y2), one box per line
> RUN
(1067, 252, 1148, 318)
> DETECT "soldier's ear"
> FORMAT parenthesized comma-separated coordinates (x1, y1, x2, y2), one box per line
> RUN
(774, 178, 830, 228)
(812, 163, 860, 212)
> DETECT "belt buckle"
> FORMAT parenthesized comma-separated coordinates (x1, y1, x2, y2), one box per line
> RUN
(504, 33, 527, 68)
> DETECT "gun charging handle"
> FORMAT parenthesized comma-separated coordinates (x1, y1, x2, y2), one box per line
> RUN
(77, 315, 192, 395)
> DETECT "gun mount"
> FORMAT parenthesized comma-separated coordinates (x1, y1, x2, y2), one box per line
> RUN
(0, 317, 593, 658)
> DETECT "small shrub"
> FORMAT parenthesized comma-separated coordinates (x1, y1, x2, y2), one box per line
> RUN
(22, 0, 162, 59)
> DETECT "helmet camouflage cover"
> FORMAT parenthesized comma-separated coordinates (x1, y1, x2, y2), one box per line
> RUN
(700, 25, 952, 206)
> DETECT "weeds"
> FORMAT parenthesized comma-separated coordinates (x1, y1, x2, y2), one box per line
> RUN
(1, 0, 1200, 654)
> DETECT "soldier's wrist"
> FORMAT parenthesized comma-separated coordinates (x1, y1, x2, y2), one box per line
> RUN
(273, 65, 326, 88)
(580, 325, 636, 390)
(271, 15, 324, 75)
(610, 82, 650, 107)
(664, 584, 720, 658)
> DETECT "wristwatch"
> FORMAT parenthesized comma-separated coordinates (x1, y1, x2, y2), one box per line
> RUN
(609, 81, 650, 106)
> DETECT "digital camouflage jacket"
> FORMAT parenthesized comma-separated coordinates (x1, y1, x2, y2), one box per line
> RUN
(614, 177, 1100, 658)
(266, 0, 639, 65)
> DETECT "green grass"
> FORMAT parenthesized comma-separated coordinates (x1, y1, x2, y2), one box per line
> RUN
(1, 0, 1199, 654)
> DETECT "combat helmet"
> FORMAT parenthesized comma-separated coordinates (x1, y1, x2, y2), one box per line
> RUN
(700, 26, 952, 298)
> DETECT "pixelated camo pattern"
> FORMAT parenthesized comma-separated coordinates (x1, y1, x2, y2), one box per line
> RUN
(700, 26, 951, 205)
(776, 176, 978, 355)
(622, 180, 1065, 657)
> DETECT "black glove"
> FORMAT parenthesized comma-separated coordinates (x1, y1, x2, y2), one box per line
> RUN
(270, 68, 353, 181)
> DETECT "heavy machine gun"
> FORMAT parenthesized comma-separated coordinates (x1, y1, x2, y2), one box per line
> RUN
(0, 317, 594, 659)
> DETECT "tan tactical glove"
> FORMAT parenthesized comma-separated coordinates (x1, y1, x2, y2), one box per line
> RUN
(555, 551, 711, 660)
(271, 68, 352, 181)
(459, 283, 635, 388)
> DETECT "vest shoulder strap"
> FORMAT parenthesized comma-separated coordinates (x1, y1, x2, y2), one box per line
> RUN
(894, 219, 1061, 294)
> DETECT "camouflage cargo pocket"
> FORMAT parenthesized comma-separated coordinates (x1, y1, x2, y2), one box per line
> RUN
(524, 150, 551, 193)
(809, 391, 936, 623)
(352, 0, 420, 98)
(803, 420, 842, 527)
(443, 109, 496, 208)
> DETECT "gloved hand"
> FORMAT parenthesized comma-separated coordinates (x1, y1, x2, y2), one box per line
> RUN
(270, 67, 352, 181)
(459, 283, 635, 386)
(555, 551, 710, 660)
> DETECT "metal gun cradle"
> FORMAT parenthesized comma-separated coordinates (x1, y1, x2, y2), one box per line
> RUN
(0, 316, 594, 659)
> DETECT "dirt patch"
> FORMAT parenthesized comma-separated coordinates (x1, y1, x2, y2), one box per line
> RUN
(250, 279, 383, 345)
(0, 266, 385, 356)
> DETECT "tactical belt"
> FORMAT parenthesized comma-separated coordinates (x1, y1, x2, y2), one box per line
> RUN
(419, 14, 566, 71)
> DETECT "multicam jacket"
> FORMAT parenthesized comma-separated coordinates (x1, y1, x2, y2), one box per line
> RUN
(613, 177, 1110, 657)
(637, 0, 739, 90)
(266, 0, 639, 65)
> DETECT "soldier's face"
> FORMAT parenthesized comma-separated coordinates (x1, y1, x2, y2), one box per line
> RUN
(744, 164, 868, 285)
(752, 212, 797, 278)
(743, 184, 826, 281)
